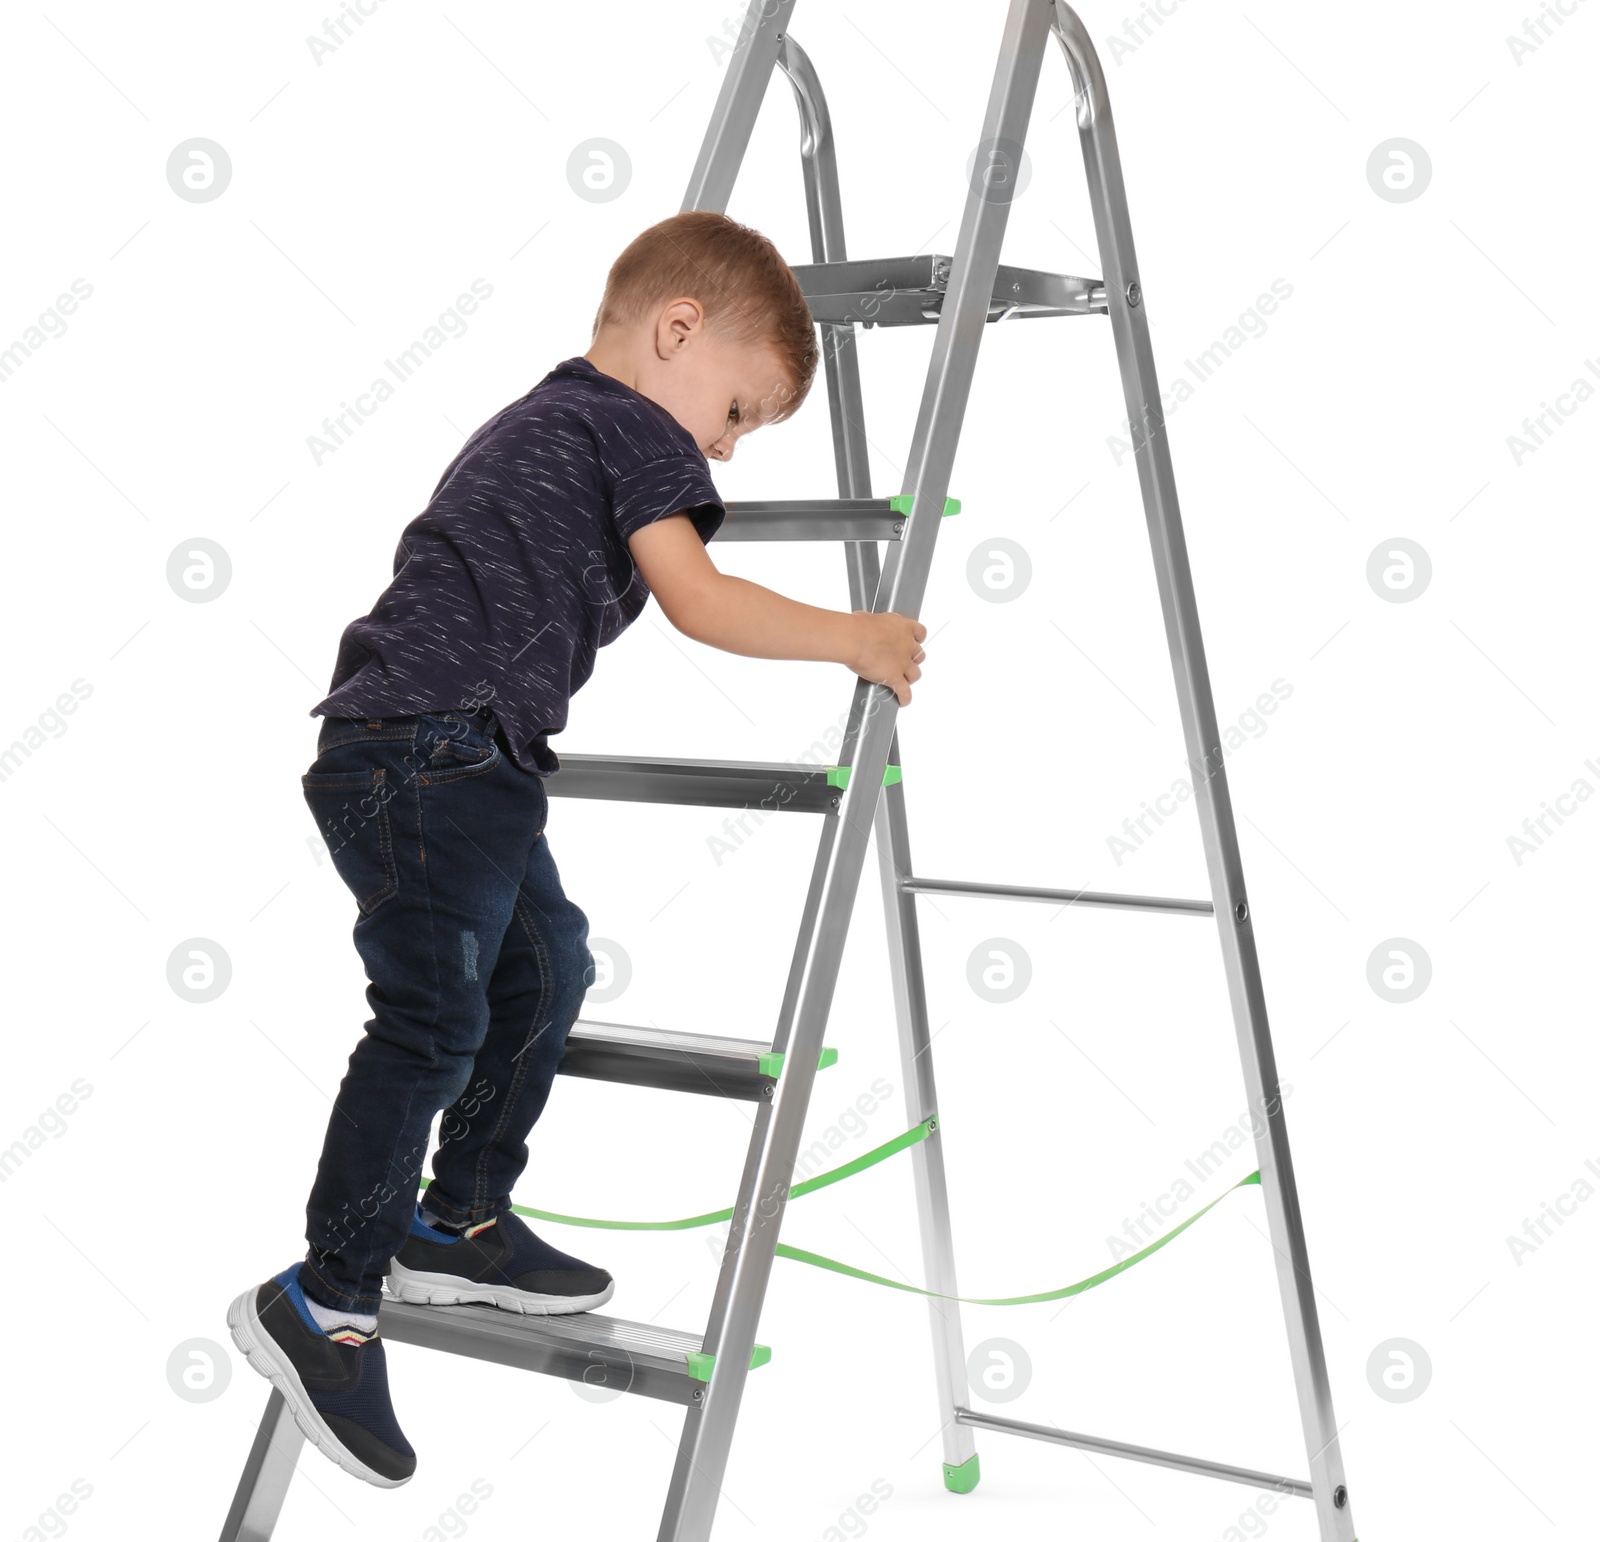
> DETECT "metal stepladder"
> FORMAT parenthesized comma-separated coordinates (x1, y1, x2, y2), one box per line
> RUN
(219, 2, 1357, 1538)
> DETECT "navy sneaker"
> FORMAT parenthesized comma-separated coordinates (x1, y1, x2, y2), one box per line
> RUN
(386, 1203, 614, 1314)
(227, 1265, 416, 1488)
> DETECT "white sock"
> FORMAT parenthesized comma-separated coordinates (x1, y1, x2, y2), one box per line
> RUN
(305, 1295, 379, 1336)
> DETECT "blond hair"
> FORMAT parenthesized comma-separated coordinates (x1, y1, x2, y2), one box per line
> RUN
(592, 210, 818, 424)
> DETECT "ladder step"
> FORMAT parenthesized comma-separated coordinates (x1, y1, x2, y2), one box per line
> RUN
(955, 1408, 1312, 1499)
(546, 754, 899, 811)
(791, 254, 1106, 327)
(713, 494, 959, 543)
(903, 875, 1213, 918)
(560, 1017, 837, 1100)
(377, 1298, 769, 1406)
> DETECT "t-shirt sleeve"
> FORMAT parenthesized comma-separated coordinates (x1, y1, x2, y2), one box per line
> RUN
(609, 451, 727, 547)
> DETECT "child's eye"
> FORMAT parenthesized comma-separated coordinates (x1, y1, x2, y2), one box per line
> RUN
(727, 402, 741, 424)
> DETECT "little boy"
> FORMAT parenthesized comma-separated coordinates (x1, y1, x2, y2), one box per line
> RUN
(227, 209, 927, 1486)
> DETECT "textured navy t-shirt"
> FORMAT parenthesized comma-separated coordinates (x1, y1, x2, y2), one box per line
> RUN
(310, 356, 727, 776)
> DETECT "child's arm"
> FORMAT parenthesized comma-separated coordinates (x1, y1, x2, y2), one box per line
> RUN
(628, 513, 927, 706)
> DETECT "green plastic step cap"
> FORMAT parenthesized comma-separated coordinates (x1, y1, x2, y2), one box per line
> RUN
(825, 764, 902, 789)
(758, 1047, 839, 1077)
(685, 1343, 771, 1381)
(943, 1452, 981, 1494)
(887, 493, 961, 516)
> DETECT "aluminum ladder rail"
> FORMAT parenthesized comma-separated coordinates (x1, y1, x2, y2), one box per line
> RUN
(656, 2, 1357, 1540)
(217, 3, 1358, 1537)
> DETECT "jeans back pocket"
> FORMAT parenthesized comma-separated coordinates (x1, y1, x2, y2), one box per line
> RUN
(302, 762, 401, 915)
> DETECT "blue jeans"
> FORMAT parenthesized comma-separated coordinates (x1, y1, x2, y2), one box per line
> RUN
(296, 704, 594, 1313)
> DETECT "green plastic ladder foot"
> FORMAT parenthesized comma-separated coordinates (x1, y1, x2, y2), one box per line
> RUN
(943, 1453, 980, 1494)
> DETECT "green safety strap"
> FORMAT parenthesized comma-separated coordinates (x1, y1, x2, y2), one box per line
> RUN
(417, 1121, 1259, 1305)
(775, 1170, 1261, 1307)
(418, 1118, 937, 1232)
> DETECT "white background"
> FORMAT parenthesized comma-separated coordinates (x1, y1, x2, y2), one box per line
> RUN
(2, 2, 1594, 1539)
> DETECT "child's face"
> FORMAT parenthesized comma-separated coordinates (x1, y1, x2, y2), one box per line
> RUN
(645, 306, 794, 462)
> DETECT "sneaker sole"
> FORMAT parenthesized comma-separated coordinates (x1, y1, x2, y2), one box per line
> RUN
(384, 1260, 614, 1315)
(226, 1286, 412, 1490)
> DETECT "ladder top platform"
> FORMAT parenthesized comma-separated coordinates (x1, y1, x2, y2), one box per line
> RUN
(791, 254, 1106, 326)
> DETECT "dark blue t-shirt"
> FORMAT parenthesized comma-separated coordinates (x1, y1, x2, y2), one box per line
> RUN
(310, 356, 726, 776)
